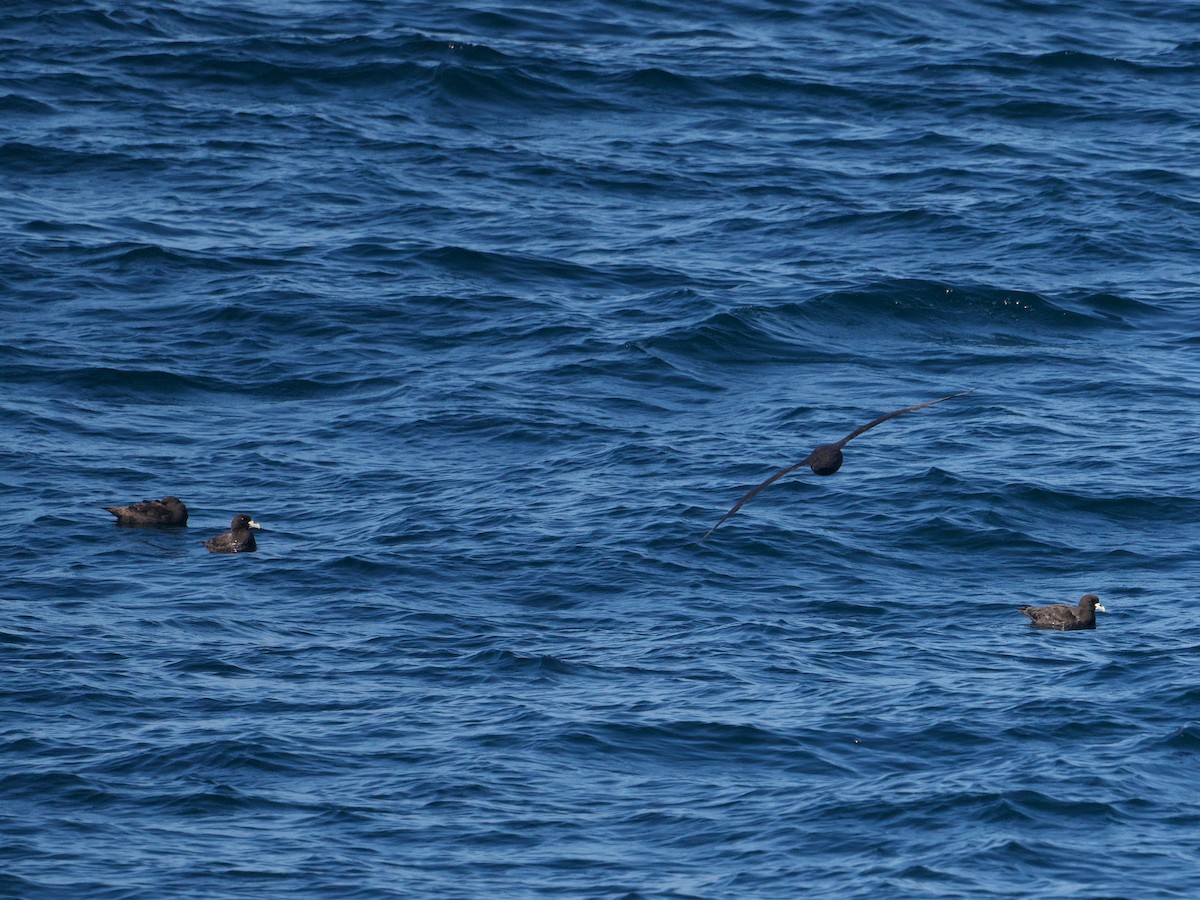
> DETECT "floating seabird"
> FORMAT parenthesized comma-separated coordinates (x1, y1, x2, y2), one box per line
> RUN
(203, 514, 261, 553)
(703, 390, 972, 539)
(103, 496, 189, 527)
(1019, 593, 1106, 630)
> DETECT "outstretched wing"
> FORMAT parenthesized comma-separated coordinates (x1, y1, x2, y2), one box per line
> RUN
(701, 453, 816, 540)
(833, 389, 973, 449)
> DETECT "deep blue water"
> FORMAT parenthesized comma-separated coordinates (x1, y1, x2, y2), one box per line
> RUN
(3, 1, 1200, 896)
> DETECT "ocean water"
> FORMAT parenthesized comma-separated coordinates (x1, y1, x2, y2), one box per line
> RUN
(3, 0, 1200, 896)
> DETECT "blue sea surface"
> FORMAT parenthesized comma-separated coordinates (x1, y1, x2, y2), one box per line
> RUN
(3, 1, 1200, 896)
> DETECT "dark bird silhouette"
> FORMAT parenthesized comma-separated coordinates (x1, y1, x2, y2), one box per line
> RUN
(703, 390, 972, 539)
(103, 496, 188, 527)
(203, 514, 261, 553)
(1019, 594, 1106, 630)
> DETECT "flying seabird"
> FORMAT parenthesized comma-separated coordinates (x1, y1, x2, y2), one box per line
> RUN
(703, 390, 972, 539)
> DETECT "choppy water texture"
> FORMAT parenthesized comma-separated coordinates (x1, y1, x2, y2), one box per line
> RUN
(3, 1, 1200, 896)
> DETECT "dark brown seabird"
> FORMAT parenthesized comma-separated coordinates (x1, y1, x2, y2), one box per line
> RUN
(203, 514, 261, 553)
(1018, 594, 1106, 630)
(103, 496, 189, 527)
(702, 389, 972, 540)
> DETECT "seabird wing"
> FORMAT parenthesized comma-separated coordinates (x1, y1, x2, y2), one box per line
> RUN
(833, 389, 973, 449)
(702, 455, 815, 540)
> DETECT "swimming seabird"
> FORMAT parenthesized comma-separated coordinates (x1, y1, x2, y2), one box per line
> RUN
(203, 514, 261, 553)
(103, 496, 189, 527)
(1019, 593, 1106, 630)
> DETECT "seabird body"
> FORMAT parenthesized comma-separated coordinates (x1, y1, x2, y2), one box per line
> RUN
(103, 496, 188, 527)
(203, 514, 261, 553)
(1019, 594, 1106, 630)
